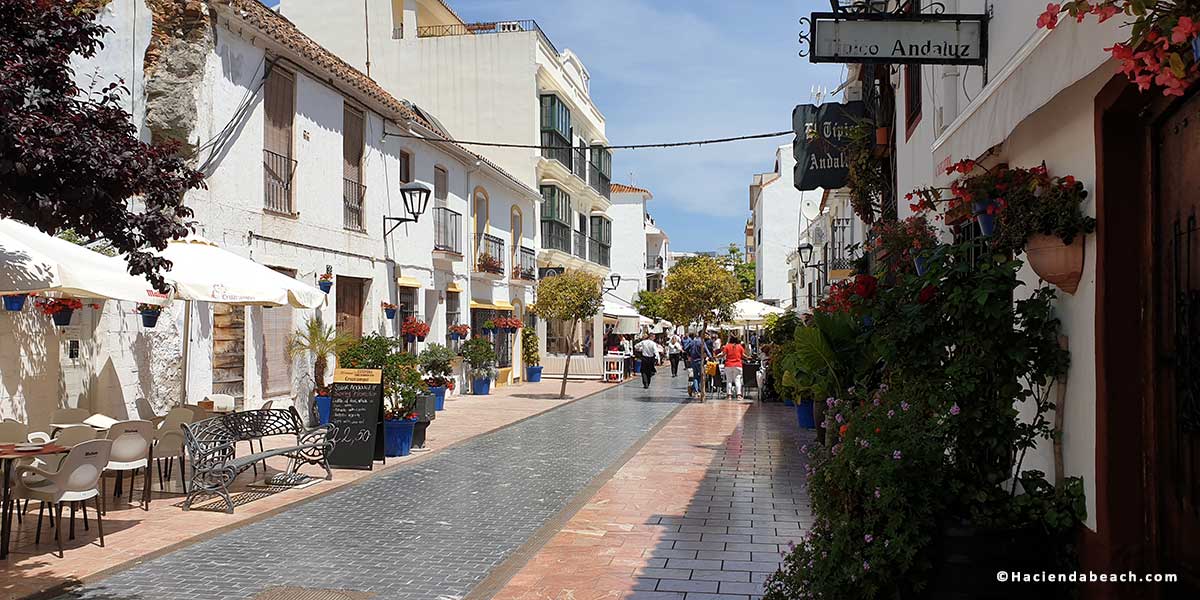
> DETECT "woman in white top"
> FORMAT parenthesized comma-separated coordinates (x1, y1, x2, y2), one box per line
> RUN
(667, 335, 685, 378)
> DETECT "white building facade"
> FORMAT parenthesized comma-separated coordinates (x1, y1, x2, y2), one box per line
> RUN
(607, 183, 669, 305)
(748, 144, 821, 309)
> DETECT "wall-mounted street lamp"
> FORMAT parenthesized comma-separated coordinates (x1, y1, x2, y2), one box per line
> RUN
(383, 181, 433, 238)
(603, 273, 622, 292)
(798, 242, 824, 269)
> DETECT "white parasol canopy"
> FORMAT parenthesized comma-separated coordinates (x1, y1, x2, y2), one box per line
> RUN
(157, 236, 325, 308)
(727, 298, 786, 327)
(603, 299, 643, 335)
(0, 219, 170, 304)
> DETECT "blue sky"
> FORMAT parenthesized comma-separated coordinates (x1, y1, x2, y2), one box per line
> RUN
(266, 0, 842, 252)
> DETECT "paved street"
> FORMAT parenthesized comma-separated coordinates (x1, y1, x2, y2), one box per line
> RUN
(56, 378, 682, 600)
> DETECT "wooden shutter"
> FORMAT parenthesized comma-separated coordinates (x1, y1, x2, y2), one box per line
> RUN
(399, 152, 411, 183)
(261, 267, 295, 397)
(435, 166, 448, 201)
(264, 67, 294, 157)
(336, 277, 366, 338)
(343, 105, 364, 183)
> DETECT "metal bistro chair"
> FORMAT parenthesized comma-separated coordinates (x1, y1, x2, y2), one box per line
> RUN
(101, 420, 154, 512)
(12, 439, 113, 557)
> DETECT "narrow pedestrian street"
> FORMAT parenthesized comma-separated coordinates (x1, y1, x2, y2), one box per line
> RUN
(51, 376, 807, 600)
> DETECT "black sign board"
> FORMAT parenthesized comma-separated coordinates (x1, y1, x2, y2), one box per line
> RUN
(327, 368, 385, 470)
(538, 267, 565, 279)
(792, 101, 865, 192)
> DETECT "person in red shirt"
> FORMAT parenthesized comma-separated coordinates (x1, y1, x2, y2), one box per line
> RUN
(719, 335, 746, 400)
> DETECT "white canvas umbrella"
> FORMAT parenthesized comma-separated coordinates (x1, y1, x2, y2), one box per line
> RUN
(158, 236, 325, 308)
(727, 299, 786, 327)
(603, 299, 642, 335)
(0, 219, 169, 303)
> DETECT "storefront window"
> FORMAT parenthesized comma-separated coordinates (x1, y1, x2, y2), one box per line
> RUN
(546, 318, 583, 356)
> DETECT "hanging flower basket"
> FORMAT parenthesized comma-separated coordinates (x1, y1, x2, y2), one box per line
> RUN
(318, 272, 334, 293)
(449, 323, 470, 341)
(973, 200, 997, 236)
(1025, 234, 1086, 295)
(400, 316, 430, 341)
(135, 303, 163, 328)
(381, 301, 398, 320)
(3, 294, 27, 312)
(52, 309, 74, 326)
(36, 298, 93, 327)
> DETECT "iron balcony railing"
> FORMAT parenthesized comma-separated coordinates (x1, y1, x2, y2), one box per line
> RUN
(263, 149, 297, 214)
(589, 238, 611, 267)
(343, 178, 367, 232)
(541, 131, 572, 171)
(541, 220, 571, 253)
(589, 166, 611, 199)
(415, 20, 558, 54)
(516, 247, 537, 280)
(433, 206, 462, 254)
(572, 146, 588, 182)
(573, 230, 588, 260)
(646, 256, 664, 270)
(477, 233, 505, 274)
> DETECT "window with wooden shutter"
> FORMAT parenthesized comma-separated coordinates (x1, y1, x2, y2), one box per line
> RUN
(343, 105, 366, 231)
(398, 151, 412, 184)
(263, 66, 296, 213)
(434, 166, 448, 202)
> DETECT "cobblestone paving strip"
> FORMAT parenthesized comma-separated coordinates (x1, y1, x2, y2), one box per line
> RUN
(491, 395, 814, 600)
(55, 378, 683, 600)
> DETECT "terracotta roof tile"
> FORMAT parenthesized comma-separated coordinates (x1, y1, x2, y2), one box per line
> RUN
(216, 0, 535, 197)
(611, 183, 652, 196)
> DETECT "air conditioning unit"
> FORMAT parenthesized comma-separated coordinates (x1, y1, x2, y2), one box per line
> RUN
(496, 21, 522, 33)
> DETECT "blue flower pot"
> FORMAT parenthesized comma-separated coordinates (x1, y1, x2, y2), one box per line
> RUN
(783, 397, 795, 407)
(384, 418, 416, 457)
(526, 365, 543, 383)
(315, 395, 332, 425)
(450, 332, 462, 341)
(430, 385, 446, 411)
(1193, 36, 1200, 63)
(384, 308, 397, 319)
(973, 200, 996, 236)
(52, 309, 73, 327)
(318, 280, 332, 293)
(796, 399, 816, 429)
(472, 378, 491, 396)
(405, 334, 416, 343)
(862, 315, 875, 328)
(140, 311, 161, 328)
(3, 295, 27, 311)
(914, 256, 928, 275)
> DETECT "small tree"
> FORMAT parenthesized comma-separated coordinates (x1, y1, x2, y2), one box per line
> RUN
(521, 327, 540, 367)
(286, 317, 354, 396)
(632, 289, 666, 321)
(1, 0, 206, 291)
(530, 270, 603, 398)
(662, 255, 742, 401)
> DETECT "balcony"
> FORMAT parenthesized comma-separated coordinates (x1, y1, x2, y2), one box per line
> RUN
(416, 20, 558, 54)
(263, 149, 297, 214)
(515, 246, 537, 281)
(433, 206, 462, 256)
(573, 230, 588, 260)
(572, 145, 588, 182)
(646, 256, 665, 270)
(541, 131, 572, 171)
(588, 167, 611, 200)
(476, 233, 506, 276)
(343, 178, 367, 232)
(542, 220, 571, 254)
(589, 238, 610, 268)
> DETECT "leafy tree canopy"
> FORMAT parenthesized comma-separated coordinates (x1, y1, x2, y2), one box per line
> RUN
(0, 0, 205, 292)
(632, 289, 666, 321)
(531, 270, 604, 323)
(662, 255, 742, 329)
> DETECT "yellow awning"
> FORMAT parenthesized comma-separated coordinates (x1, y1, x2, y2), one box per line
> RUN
(396, 276, 422, 288)
(446, 282, 463, 293)
(471, 300, 514, 311)
(494, 300, 514, 310)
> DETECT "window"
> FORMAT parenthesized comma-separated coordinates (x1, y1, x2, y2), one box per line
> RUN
(904, 3, 922, 136)
(397, 287, 418, 322)
(539, 94, 572, 168)
(434, 166, 448, 202)
(343, 105, 366, 231)
(588, 216, 611, 267)
(510, 207, 523, 274)
(540, 185, 571, 253)
(262, 267, 296, 397)
(263, 66, 296, 213)
(546, 318, 582, 356)
(473, 188, 489, 257)
(588, 145, 611, 198)
(445, 291, 461, 327)
(398, 151, 412, 184)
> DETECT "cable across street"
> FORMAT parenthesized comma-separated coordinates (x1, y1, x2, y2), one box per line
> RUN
(382, 129, 794, 150)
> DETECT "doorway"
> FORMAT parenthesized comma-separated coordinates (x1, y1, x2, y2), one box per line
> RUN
(336, 276, 369, 339)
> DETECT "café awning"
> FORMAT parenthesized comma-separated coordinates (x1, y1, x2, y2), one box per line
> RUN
(727, 299, 786, 327)
(157, 236, 325, 308)
(0, 219, 170, 304)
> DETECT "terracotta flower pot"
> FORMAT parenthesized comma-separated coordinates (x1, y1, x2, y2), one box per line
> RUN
(875, 126, 891, 146)
(1025, 233, 1085, 294)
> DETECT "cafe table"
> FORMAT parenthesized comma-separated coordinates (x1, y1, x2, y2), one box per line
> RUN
(1, 442, 69, 559)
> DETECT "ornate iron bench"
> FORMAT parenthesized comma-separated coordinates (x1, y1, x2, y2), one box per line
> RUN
(181, 407, 332, 513)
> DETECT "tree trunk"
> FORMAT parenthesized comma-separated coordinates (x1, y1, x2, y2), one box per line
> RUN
(699, 320, 707, 403)
(314, 355, 326, 393)
(559, 320, 577, 398)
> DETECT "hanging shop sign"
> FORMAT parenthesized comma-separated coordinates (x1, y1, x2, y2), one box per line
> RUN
(792, 101, 865, 192)
(806, 12, 987, 66)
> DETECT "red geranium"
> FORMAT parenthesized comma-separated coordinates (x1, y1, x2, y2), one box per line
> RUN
(852, 275, 878, 300)
(918, 285, 938, 305)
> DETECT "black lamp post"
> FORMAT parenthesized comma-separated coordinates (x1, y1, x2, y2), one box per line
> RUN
(798, 242, 824, 270)
(604, 273, 622, 292)
(384, 181, 433, 238)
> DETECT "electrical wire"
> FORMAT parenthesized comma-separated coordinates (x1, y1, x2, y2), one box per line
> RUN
(195, 57, 269, 173)
(382, 129, 794, 151)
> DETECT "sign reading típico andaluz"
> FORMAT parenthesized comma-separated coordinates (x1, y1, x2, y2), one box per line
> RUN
(809, 12, 987, 66)
(792, 101, 864, 192)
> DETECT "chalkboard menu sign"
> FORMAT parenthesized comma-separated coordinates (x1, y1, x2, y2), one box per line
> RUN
(327, 368, 385, 470)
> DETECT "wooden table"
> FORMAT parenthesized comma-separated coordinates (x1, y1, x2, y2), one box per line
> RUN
(1, 443, 68, 559)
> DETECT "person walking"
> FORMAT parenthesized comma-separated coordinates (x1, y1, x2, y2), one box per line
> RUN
(685, 332, 705, 398)
(635, 333, 661, 389)
(667, 334, 684, 377)
(719, 334, 747, 400)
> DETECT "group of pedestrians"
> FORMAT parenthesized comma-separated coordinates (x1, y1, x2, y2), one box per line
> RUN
(624, 330, 749, 400)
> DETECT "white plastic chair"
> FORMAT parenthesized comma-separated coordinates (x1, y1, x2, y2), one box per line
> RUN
(102, 420, 154, 512)
(153, 408, 193, 491)
(12, 439, 113, 557)
(16, 425, 98, 525)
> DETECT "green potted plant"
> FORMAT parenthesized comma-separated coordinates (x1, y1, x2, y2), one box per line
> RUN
(339, 334, 428, 456)
(136, 302, 164, 328)
(461, 337, 497, 395)
(286, 316, 354, 425)
(419, 343, 456, 411)
(481, 319, 496, 334)
(522, 327, 542, 382)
